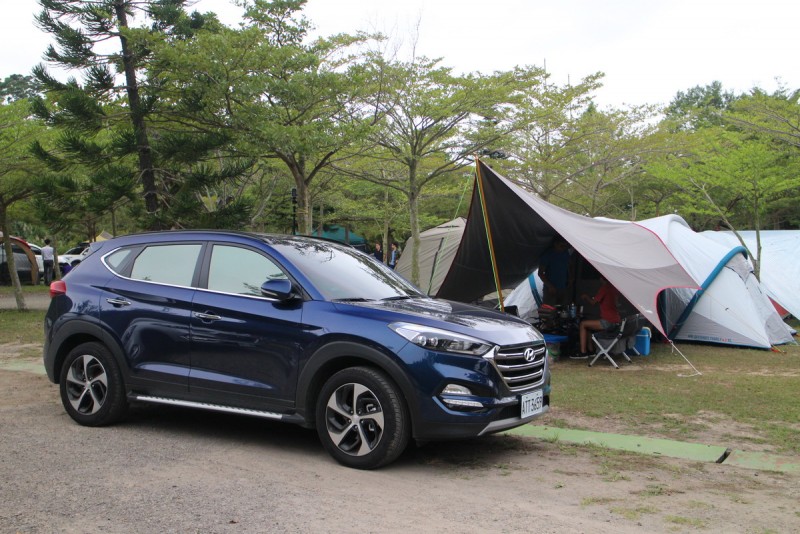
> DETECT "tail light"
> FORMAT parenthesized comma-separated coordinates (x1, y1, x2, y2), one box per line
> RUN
(50, 280, 67, 298)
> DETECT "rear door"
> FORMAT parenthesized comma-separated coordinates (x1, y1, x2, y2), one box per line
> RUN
(99, 242, 203, 396)
(189, 242, 306, 409)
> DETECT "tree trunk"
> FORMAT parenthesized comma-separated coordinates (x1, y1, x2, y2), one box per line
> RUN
(407, 164, 421, 285)
(0, 205, 27, 311)
(381, 187, 390, 264)
(113, 1, 159, 225)
(294, 180, 312, 235)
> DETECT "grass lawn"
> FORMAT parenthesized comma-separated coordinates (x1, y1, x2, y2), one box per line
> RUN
(1, 300, 798, 454)
(550, 339, 800, 454)
(0, 283, 50, 296)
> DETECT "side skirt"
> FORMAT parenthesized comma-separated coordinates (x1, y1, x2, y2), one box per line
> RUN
(134, 395, 285, 421)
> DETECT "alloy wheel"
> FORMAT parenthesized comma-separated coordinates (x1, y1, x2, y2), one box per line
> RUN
(65, 354, 109, 415)
(324, 382, 385, 456)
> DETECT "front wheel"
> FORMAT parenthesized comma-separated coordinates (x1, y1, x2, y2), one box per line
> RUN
(59, 342, 128, 426)
(316, 366, 410, 469)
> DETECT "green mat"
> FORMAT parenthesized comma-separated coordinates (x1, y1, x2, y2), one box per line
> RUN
(507, 424, 800, 474)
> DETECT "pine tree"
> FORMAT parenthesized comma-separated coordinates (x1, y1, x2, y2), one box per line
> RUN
(31, 0, 253, 230)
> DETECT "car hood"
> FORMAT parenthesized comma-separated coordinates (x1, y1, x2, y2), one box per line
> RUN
(344, 297, 544, 346)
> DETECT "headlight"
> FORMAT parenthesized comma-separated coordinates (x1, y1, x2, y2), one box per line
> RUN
(389, 322, 493, 356)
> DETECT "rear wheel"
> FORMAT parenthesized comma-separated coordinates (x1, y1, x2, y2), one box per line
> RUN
(59, 342, 128, 426)
(316, 366, 409, 469)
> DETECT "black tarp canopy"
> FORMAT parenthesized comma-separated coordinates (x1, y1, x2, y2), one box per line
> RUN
(436, 159, 558, 302)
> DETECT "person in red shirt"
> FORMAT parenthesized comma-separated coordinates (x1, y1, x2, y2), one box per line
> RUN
(575, 275, 621, 358)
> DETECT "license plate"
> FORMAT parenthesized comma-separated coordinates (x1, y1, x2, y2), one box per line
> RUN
(520, 390, 543, 418)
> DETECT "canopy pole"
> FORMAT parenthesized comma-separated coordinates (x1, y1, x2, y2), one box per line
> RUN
(475, 159, 504, 311)
(669, 341, 702, 377)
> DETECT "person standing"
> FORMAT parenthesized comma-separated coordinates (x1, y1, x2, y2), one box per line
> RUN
(538, 238, 571, 306)
(373, 242, 384, 263)
(42, 239, 55, 285)
(388, 242, 400, 269)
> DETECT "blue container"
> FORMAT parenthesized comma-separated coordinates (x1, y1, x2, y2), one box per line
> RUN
(635, 327, 651, 356)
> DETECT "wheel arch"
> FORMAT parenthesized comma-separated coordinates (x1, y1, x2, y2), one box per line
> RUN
(296, 341, 420, 434)
(47, 320, 128, 385)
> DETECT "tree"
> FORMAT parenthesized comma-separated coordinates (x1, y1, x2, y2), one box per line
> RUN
(650, 84, 800, 279)
(0, 75, 41, 103)
(647, 126, 800, 277)
(0, 100, 49, 309)
(339, 57, 527, 284)
(547, 103, 668, 218)
(495, 71, 604, 202)
(32, 0, 251, 230)
(147, 0, 377, 234)
(664, 81, 738, 131)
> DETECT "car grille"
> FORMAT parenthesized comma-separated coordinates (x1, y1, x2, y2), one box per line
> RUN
(489, 343, 547, 393)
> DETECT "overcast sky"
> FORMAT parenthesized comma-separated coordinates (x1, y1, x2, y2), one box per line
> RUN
(3, 0, 798, 108)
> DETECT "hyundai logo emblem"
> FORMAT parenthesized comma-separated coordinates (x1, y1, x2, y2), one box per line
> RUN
(524, 348, 536, 362)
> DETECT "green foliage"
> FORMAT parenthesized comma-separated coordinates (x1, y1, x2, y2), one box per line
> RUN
(647, 125, 800, 234)
(0, 75, 41, 103)
(664, 81, 738, 131)
(32, 0, 255, 231)
(145, 0, 377, 234)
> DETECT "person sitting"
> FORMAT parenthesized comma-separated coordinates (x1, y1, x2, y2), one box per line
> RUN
(572, 275, 621, 359)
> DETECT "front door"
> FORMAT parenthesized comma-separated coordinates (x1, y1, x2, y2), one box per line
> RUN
(189, 243, 306, 409)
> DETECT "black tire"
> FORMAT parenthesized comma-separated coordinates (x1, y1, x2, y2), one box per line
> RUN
(59, 342, 128, 427)
(316, 366, 410, 469)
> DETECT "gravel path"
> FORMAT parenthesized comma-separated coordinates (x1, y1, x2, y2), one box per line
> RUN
(1, 364, 798, 533)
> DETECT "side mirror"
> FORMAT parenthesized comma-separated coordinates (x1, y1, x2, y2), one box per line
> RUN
(260, 279, 296, 301)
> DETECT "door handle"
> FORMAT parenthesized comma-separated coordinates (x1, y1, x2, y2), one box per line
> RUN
(194, 311, 222, 321)
(106, 298, 131, 307)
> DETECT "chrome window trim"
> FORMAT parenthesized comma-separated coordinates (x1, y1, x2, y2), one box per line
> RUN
(99, 243, 298, 303)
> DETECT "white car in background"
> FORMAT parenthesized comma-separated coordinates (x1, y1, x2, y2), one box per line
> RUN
(27, 243, 46, 275)
(58, 244, 91, 269)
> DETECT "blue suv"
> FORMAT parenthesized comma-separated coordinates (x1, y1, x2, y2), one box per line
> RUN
(44, 231, 550, 469)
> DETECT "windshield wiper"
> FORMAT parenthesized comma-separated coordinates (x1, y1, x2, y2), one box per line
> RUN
(381, 295, 416, 301)
(332, 297, 374, 302)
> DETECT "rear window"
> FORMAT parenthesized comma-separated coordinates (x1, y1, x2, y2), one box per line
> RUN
(129, 244, 202, 286)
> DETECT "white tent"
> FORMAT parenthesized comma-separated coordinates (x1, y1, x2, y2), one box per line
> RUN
(637, 216, 794, 348)
(503, 272, 544, 323)
(702, 230, 800, 320)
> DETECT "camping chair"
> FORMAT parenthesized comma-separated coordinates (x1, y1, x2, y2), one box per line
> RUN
(589, 314, 644, 368)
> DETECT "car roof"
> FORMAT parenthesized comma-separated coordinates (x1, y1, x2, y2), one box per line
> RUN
(105, 230, 349, 248)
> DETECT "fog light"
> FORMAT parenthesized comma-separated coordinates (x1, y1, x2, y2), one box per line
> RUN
(442, 398, 485, 409)
(442, 384, 472, 396)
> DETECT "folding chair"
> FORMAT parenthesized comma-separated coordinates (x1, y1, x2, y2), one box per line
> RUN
(589, 314, 644, 368)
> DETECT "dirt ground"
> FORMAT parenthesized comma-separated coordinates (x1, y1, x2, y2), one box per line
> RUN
(1, 345, 799, 533)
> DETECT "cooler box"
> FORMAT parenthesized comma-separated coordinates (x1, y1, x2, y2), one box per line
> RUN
(635, 327, 651, 356)
(543, 334, 569, 359)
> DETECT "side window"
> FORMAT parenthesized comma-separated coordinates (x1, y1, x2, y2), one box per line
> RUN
(208, 245, 286, 296)
(130, 244, 202, 286)
(105, 248, 136, 274)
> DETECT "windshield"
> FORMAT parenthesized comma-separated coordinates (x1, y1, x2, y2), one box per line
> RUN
(272, 238, 424, 301)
